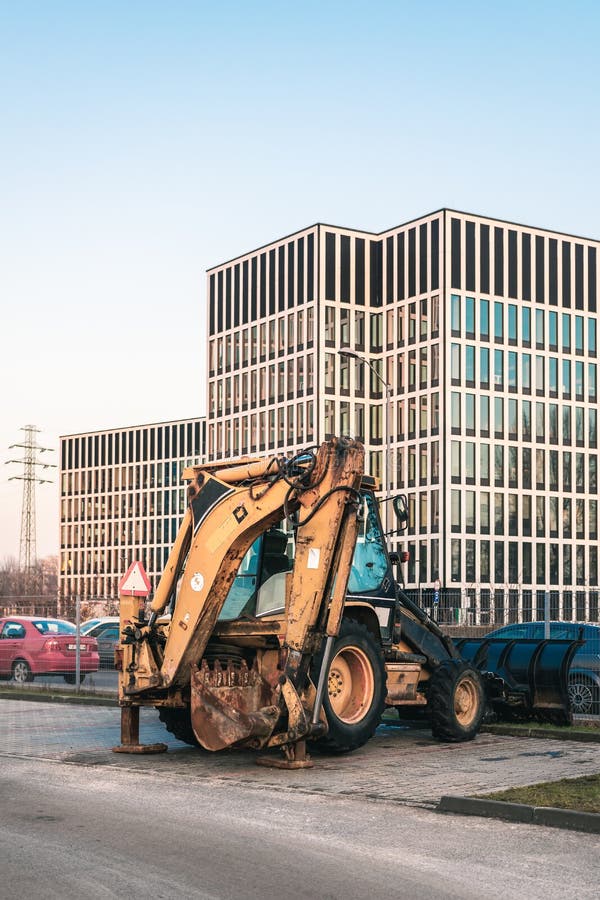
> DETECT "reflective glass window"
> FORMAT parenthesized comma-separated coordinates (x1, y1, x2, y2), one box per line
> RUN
(465, 296, 475, 337)
(494, 302, 503, 341)
(562, 313, 571, 352)
(522, 306, 531, 343)
(480, 299, 489, 339)
(508, 304, 517, 342)
(480, 347, 490, 385)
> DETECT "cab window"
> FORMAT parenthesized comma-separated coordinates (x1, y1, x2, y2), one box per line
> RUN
(348, 492, 389, 594)
(219, 535, 263, 621)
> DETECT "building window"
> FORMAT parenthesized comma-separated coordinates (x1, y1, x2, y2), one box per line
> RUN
(451, 490, 461, 532)
(495, 493, 504, 535)
(451, 441, 461, 481)
(480, 493, 490, 534)
(562, 313, 571, 352)
(451, 392, 461, 431)
(480, 299, 489, 340)
(451, 343, 461, 382)
(522, 306, 531, 345)
(508, 304, 517, 343)
(494, 302, 503, 342)
(478, 347, 489, 388)
(480, 396, 489, 436)
(589, 319, 597, 355)
(465, 296, 475, 337)
(494, 350, 503, 388)
(536, 309, 544, 348)
(480, 443, 490, 484)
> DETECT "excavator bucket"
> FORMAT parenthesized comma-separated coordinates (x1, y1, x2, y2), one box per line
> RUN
(190, 659, 280, 751)
(455, 636, 583, 725)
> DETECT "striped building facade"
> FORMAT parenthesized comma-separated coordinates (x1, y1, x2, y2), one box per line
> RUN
(207, 210, 600, 620)
(59, 418, 205, 601)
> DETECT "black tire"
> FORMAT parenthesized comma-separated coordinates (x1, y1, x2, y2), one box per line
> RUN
(158, 707, 201, 747)
(12, 659, 33, 684)
(568, 674, 599, 716)
(311, 619, 386, 753)
(64, 673, 86, 685)
(428, 658, 484, 742)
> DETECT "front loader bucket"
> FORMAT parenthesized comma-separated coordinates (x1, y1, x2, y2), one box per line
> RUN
(455, 637, 583, 725)
(190, 660, 280, 751)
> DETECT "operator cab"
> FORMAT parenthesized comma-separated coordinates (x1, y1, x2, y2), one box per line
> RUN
(218, 488, 401, 622)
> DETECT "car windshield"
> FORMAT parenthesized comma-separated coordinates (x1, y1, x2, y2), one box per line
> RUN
(33, 620, 76, 635)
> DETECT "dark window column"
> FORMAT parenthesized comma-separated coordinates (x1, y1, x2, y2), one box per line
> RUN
(480, 224, 490, 294)
(494, 227, 504, 296)
(465, 220, 475, 292)
(431, 219, 439, 291)
(522, 233, 531, 301)
(562, 241, 571, 308)
(451, 218, 461, 290)
(325, 232, 336, 300)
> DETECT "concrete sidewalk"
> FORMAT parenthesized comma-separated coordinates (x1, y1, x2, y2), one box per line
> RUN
(2, 698, 600, 808)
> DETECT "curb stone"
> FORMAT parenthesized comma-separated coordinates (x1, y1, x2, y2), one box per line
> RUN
(0, 688, 116, 707)
(438, 795, 600, 833)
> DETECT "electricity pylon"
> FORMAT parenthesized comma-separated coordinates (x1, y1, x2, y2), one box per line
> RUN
(6, 425, 56, 572)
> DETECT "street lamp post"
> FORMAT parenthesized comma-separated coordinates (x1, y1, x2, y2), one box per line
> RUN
(338, 350, 393, 526)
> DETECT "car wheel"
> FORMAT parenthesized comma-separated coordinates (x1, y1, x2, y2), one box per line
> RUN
(64, 673, 86, 685)
(568, 674, 598, 715)
(12, 659, 33, 684)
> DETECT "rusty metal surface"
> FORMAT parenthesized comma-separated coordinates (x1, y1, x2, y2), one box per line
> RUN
(190, 659, 279, 750)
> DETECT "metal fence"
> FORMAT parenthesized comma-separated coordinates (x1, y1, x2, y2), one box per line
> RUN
(403, 587, 600, 628)
(0, 597, 120, 693)
(1, 592, 598, 718)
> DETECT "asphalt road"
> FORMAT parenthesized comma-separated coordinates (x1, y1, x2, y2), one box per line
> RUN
(0, 755, 598, 900)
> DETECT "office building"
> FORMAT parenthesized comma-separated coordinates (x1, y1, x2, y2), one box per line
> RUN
(59, 417, 205, 602)
(206, 211, 600, 621)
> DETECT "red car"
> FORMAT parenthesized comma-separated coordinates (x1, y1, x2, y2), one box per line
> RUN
(0, 616, 99, 684)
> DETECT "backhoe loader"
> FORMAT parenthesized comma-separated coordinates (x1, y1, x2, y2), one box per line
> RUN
(114, 437, 576, 767)
(114, 438, 490, 766)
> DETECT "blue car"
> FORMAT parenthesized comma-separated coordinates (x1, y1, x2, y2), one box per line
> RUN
(485, 621, 600, 716)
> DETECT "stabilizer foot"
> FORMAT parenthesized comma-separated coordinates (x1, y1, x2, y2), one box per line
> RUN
(256, 739, 313, 769)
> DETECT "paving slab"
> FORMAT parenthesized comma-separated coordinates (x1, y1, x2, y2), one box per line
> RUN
(2, 698, 600, 808)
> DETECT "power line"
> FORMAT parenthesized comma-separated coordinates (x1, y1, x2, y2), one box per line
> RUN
(5, 425, 56, 571)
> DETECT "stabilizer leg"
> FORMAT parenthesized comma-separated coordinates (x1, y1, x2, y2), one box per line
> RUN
(112, 705, 168, 754)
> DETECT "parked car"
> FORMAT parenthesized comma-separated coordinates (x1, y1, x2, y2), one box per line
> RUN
(80, 618, 120, 668)
(485, 621, 600, 715)
(0, 617, 99, 684)
(81, 616, 119, 636)
(80, 617, 106, 632)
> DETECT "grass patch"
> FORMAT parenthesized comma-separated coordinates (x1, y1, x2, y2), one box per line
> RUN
(484, 720, 600, 734)
(477, 774, 600, 813)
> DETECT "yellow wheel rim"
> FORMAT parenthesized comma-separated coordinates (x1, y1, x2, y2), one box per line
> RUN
(328, 645, 375, 725)
(454, 676, 479, 728)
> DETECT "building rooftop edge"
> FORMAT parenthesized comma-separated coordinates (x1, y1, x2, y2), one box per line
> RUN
(60, 415, 205, 441)
(206, 208, 600, 273)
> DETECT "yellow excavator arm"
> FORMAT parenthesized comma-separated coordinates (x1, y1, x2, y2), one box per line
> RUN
(117, 438, 364, 762)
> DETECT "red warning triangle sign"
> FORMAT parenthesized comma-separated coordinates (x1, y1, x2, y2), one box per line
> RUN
(119, 560, 152, 597)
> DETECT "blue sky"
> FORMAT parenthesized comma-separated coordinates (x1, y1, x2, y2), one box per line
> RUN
(1, 0, 599, 558)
